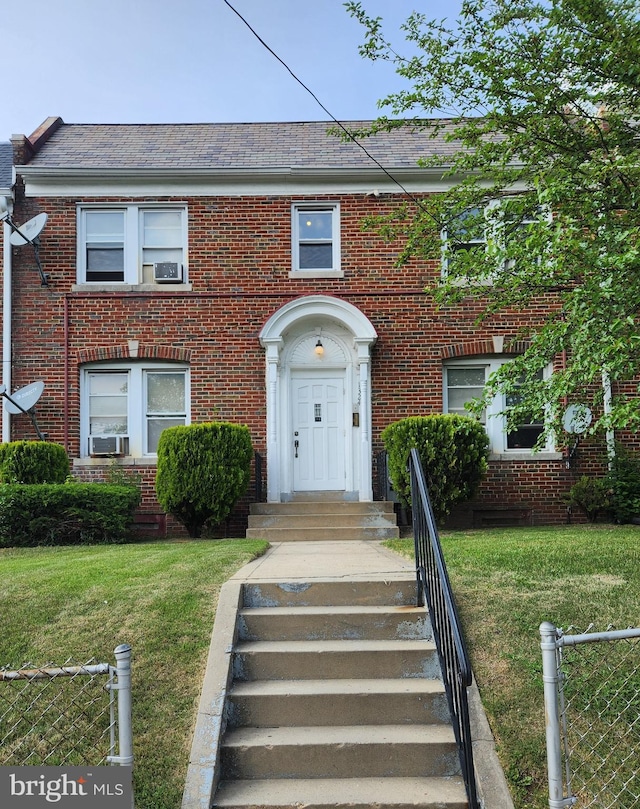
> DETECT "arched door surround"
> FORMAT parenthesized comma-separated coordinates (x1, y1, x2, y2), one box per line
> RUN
(259, 296, 377, 502)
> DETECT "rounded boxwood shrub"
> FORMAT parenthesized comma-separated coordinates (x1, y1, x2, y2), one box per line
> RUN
(155, 422, 253, 538)
(381, 414, 489, 524)
(0, 441, 69, 484)
(565, 475, 613, 523)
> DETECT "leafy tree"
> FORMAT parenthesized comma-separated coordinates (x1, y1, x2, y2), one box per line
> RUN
(347, 0, 640, 441)
(155, 422, 253, 538)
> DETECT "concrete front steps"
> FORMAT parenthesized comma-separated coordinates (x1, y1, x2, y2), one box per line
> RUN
(211, 578, 468, 809)
(246, 499, 400, 542)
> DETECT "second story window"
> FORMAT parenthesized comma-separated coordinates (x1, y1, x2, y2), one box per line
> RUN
(441, 206, 487, 277)
(78, 205, 187, 285)
(291, 203, 341, 276)
(85, 211, 125, 282)
(442, 198, 551, 280)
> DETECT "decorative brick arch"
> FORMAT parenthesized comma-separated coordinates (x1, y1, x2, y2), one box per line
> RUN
(440, 337, 531, 359)
(76, 344, 191, 364)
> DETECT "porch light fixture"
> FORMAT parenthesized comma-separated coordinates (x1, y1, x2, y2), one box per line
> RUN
(314, 338, 324, 357)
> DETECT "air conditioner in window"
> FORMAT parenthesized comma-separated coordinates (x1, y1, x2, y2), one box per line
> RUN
(153, 262, 182, 283)
(90, 435, 128, 457)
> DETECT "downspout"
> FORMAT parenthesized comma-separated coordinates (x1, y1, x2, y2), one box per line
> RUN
(1, 195, 12, 443)
(64, 295, 70, 452)
(602, 369, 615, 467)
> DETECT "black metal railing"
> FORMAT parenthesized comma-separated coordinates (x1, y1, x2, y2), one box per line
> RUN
(254, 452, 264, 503)
(375, 449, 388, 501)
(408, 448, 479, 809)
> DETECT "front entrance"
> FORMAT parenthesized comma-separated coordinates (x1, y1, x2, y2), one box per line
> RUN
(291, 374, 346, 492)
(260, 296, 377, 502)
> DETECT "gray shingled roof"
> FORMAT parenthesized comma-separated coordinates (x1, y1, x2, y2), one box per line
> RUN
(0, 142, 12, 187)
(23, 120, 461, 171)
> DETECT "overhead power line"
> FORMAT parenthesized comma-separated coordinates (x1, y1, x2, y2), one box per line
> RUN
(220, 0, 431, 213)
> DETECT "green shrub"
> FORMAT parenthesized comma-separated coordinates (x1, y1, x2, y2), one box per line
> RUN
(0, 483, 141, 547)
(0, 441, 69, 484)
(607, 447, 640, 524)
(155, 422, 253, 538)
(565, 475, 613, 523)
(381, 414, 489, 524)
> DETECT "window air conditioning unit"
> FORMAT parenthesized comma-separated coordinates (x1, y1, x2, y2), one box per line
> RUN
(153, 262, 182, 283)
(90, 435, 128, 457)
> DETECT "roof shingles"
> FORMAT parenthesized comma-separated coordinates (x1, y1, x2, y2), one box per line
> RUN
(23, 120, 460, 171)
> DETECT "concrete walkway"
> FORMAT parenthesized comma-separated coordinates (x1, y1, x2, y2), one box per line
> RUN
(229, 540, 414, 582)
(182, 540, 514, 809)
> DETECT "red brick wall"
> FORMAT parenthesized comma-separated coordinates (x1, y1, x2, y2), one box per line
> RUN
(5, 191, 613, 532)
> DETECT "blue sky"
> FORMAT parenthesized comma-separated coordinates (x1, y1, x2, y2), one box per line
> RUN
(2, 0, 461, 142)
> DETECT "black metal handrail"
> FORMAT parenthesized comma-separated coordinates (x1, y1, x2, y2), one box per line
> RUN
(254, 451, 264, 502)
(408, 448, 480, 809)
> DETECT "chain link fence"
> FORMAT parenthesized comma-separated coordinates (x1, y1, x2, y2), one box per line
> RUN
(0, 643, 132, 768)
(540, 623, 640, 809)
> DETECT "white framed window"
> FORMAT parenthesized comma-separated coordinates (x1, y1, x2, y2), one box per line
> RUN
(441, 206, 487, 279)
(77, 205, 188, 285)
(442, 199, 551, 279)
(291, 203, 341, 276)
(443, 358, 553, 455)
(81, 362, 189, 458)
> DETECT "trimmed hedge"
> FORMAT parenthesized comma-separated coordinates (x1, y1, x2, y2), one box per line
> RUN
(0, 441, 70, 484)
(156, 422, 253, 538)
(0, 483, 141, 547)
(382, 414, 489, 524)
(607, 447, 640, 524)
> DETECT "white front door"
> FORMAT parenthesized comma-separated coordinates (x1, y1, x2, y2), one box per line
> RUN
(291, 375, 346, 491)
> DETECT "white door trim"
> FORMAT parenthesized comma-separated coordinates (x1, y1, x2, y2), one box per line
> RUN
(260, 296, 377, 502)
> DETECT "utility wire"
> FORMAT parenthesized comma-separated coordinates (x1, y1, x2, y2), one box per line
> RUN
(221, 0, 432, 214)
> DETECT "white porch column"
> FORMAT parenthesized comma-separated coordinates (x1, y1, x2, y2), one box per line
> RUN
(356, 339, 373, 501)
(263, 338, 282, 502)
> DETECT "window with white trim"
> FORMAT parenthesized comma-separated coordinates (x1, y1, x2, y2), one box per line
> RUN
(82, 363, 189, 458)
(442, 199, 551, 278)
(291, 203, 341, 275)
(444, 359, 552, 454)
(78, 205, 187, 284)
(441, 207, 487, 278)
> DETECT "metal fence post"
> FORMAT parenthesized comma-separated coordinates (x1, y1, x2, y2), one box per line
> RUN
(112, 643, 134, 767)
(540, 622, 571, 809)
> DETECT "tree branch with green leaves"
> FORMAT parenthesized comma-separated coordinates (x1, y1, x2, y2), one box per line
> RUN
(346, 0, 640, 440)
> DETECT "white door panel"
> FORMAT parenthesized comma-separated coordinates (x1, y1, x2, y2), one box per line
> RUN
(292, 377, 345, 491)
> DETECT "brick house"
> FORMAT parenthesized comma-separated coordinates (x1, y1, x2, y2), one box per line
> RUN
(0, 116, 612, 534)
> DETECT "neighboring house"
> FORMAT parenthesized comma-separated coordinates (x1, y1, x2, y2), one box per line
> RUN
(1, 140, 15, 444)
(0, 116, 611, 533)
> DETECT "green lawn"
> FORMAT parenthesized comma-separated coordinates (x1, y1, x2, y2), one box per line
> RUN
(3, 527, 638, 809)
(387, 524, 640, 808)
(0, 539, 268, 809)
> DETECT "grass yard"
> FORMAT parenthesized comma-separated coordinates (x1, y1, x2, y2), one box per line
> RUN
(387, 524, 640, 809)
(0, 539, 268, 809)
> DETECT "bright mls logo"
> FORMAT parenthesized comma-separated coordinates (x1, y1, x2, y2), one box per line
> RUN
(0, 767, 132, 807)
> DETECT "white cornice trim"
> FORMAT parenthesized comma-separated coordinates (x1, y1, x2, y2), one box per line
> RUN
(16, 165, 460, 197)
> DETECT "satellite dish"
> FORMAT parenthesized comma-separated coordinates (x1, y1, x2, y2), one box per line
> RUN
(562, 403, 592, 435)
(4, 381, 45, 414)
(9, 213, 48, 246)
